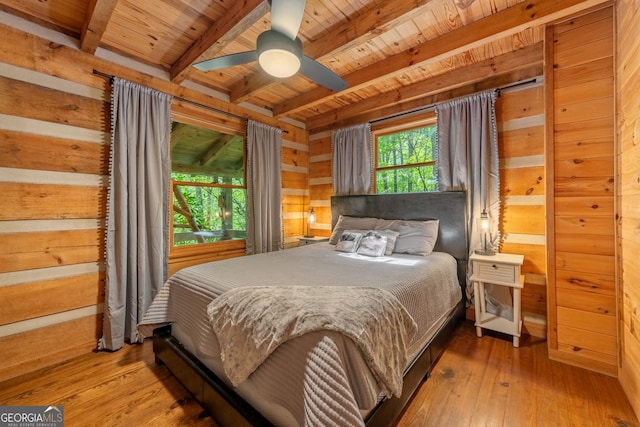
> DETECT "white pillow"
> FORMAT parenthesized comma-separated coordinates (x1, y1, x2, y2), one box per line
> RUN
(335, 231, 364, 253)
(329, 215, 381, 245)
(377, 219, 439, 256)
(356, 231, 388, 257)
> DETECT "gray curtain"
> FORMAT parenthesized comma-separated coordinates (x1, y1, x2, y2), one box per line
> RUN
(436, 91, 500, 299)
(332, 123, 372, 195)
(99, 77, 172, 351)
(246, 120, 283, 255)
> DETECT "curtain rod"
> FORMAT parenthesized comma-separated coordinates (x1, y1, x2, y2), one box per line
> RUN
(369, 77, 539, 125)
(93, 69, 248, 123)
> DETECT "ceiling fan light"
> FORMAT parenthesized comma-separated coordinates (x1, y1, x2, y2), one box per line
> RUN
(257, 30, 302, 78)
(259, 49, 300, 78)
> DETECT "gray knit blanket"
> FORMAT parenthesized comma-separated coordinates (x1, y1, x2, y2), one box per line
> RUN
(207, 286, 418, 397)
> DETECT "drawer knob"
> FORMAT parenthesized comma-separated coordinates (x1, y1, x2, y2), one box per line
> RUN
(492, 264, 498, 269)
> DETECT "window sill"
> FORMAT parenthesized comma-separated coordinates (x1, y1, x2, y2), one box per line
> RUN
(168, 239, 246, 275)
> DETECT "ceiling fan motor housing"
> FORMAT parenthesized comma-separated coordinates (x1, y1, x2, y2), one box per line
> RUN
(257, 30, 303, 78)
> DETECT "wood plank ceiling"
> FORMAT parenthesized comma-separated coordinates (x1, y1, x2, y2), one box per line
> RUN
(0, 0, 606, 131)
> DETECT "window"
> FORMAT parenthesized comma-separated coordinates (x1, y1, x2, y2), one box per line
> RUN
(374, 122, 438, 194)
(170, 121, 246, 246)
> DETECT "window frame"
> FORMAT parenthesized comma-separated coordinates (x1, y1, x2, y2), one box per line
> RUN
(372, 115, 438, 194)
(169, 111, 247, 256)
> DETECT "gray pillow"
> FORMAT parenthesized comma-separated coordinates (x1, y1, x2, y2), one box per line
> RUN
(329, 215, 381, 245)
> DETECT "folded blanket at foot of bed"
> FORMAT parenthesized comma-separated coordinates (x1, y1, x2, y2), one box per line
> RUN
(207, 285, 418, 397)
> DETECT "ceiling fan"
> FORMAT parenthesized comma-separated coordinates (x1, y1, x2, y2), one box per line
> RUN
(193, 0, 347, 92)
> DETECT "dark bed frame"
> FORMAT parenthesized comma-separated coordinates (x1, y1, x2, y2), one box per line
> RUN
(153, 191, 468, 427)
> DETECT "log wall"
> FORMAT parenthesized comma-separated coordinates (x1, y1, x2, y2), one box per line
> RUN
(0, 21, 306, 382)
(617, 0, 640, 419)
(496, 83, 547, 338)
(546, 5, 617, 376)
(0, 59, 109, 382)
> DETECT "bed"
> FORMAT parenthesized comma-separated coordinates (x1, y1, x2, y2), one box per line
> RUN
(145, 191, 468, 427)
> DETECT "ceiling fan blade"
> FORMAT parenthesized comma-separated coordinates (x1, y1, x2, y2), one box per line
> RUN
(300, 56, 347, 92)
(193, 51, 258, 71)
(270, 0, 306, 40)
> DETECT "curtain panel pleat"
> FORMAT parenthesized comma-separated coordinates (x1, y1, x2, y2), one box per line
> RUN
(332, 123, 372, 195)
(246, 120, 283, 255)
(436, 91, 500, 300)
(99, 77, 172, 351)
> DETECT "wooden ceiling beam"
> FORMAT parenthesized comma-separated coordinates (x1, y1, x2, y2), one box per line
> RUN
(306, 42, 544, 131)
(79, 0, 119, 54)
(228, 0, 435, 103)
(170, 0, 269, 83)
(172, 163, 240, 177)
(308, 64, 544, 134)
(273, 0, 609, 118)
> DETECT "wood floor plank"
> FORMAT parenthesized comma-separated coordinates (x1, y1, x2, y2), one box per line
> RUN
(0, 321, 637, 427)
(503, 338, 538, 425)
(473, 339, 511, 426)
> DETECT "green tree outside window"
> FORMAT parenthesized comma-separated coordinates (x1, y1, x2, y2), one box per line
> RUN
(375, 125, 437, 194)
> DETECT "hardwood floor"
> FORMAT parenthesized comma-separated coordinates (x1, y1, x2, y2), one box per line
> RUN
(0, 321, 637, 427)
(396, 322, 639, 427)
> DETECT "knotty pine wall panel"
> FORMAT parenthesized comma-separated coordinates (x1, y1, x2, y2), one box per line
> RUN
(0, 76, 107, 131)
(282, 144, 308, 169)
(556, 324, 617, 358)
(555, 269, 615, 296)
(500, 242, 547, 276)
(500, 166, 545, 196)
(557, 306, 617, 336)
(0, 229, 103, 273)
(0, 183, 106, 220)
(0, 273, 104, 325)
(309, 159, 332, 180)
(617, 0, 640, 418)
(546, 5, 617, 376)
(0, 315, 102, 382)
(499, 126, 544, 158)
(0, 129, 108, 174)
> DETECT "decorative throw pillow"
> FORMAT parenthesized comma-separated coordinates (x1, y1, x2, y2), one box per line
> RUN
(356, 231, 388, 257)
(345, 228, 399, 255)
(335, 231, 363, 253)
(329, 215, 381, 245)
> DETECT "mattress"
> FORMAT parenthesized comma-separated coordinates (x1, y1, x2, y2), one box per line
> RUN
(140, 243, 461, 426)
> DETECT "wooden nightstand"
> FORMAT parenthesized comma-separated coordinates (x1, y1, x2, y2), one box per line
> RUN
(470, 252, 525, 347)
(298, 236, 330, 246)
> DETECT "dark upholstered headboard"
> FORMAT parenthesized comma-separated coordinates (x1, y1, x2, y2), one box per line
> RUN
(331, 192, 468, 287)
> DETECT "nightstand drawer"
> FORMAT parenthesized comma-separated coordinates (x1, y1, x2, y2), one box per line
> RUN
(475, 262, 516, 283)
